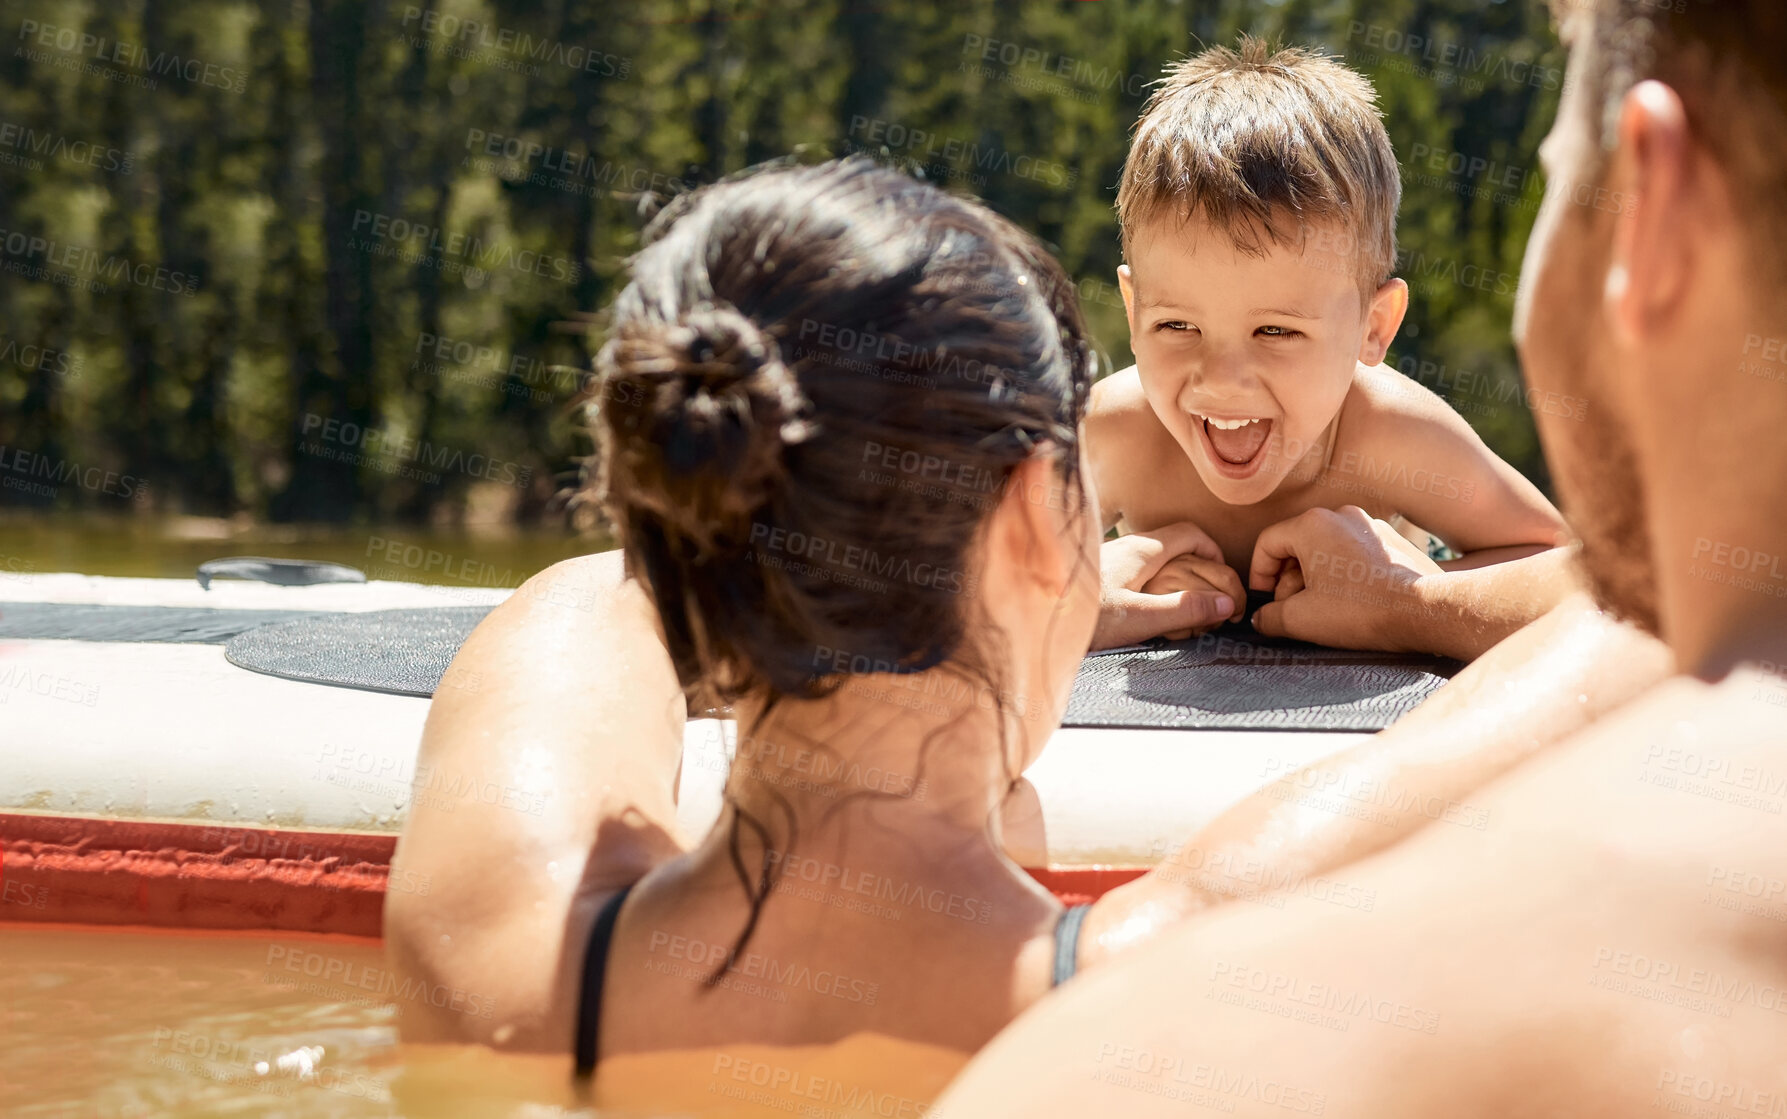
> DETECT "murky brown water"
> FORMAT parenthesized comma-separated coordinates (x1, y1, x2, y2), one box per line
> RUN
(0, 924, 601, 1118)
(0, 924, 965, 1118)
(0, 512, 609, 585)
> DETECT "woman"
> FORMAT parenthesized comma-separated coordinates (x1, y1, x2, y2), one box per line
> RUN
(383, 158, 1178, 1110)
(381, 159, 1665, 1114)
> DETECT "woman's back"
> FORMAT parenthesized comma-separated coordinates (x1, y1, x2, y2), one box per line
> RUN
(590, 808, 1066, 1060)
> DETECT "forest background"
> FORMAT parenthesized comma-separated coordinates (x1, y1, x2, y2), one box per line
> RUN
(0, 0, 1568, 538)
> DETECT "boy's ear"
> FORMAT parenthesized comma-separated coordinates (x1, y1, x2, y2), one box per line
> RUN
(1359, 277, 1409, 366)
(1117, 265, 1136, 326)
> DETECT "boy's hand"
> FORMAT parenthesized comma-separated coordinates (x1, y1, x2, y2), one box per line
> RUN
(1140, 554, 1247, 640)
(1247, 506, 1442, 650)
(1094, 522, 1243, 650)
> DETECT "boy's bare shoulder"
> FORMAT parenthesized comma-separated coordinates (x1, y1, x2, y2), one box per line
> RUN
(1333, 361, 1494, 469)
(1086, 367, 1169, 462)
(1085, 367, 1173, 526)
(1341, 361, 1469, 433)
(1087, 365, 1153, 425)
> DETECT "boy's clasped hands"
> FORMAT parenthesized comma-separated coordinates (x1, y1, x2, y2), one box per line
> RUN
(1093, 508, 1445, 652)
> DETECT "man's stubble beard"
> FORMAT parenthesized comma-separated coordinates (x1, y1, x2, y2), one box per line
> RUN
(1522, 191, 1663, 636)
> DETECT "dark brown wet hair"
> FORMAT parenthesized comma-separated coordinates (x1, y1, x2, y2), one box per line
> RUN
(589, 159, 1095, 968)
(594, 158, 1092, 701)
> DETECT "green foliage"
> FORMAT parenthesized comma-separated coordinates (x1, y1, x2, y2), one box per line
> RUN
(0, 0, 1566, 522)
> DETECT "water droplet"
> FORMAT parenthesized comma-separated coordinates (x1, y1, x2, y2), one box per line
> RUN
(439, 933, 452, 946)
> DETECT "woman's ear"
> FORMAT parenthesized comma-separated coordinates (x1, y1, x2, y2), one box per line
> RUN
(987, 453, 1077, 598)
(1359, 278, 1409, 366)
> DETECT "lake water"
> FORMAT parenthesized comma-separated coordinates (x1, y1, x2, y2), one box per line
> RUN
(0, 923, 964, 1117)
(0, 513, 608, 585)
(0, 925, 593, 1118)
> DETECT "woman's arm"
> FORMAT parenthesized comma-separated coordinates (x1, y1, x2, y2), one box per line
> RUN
(1079, 591, 1673, 963)
(384, 550, 690, 1050)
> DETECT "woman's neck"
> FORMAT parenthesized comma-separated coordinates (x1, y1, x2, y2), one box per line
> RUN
(717, 672, 1031, 864)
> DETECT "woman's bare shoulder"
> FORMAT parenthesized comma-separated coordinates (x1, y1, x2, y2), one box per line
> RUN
(384, 547, 687, 1052)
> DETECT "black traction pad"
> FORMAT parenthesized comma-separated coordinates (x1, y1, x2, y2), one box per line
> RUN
(221, 607, 496, 698)
(1067, 622, 1462, 731)
(0, 602, 324, 644)
(4, 600, 1461, 728)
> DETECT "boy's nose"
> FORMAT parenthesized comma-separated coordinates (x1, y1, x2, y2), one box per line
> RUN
(1182, 351, 1262, 400)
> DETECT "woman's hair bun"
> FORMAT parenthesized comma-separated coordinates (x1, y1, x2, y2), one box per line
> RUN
(598, 304, 814, 548)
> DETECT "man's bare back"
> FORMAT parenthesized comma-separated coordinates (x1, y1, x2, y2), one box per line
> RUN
(938, 674, 1787, 1117)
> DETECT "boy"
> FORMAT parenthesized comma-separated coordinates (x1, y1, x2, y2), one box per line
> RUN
(1090, 38, 1570, 649)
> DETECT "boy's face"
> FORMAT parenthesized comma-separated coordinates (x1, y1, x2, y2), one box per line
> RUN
(1119, 214, 1405, 505)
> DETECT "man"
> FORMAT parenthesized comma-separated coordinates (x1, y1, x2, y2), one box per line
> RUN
(937, 2, 1787, 1113)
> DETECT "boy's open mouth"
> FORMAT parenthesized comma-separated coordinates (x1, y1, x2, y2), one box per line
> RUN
(1196, 414, 1273, 476)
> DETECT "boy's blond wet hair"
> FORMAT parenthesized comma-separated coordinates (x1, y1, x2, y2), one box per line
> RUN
(1117, 36, 1400, 295)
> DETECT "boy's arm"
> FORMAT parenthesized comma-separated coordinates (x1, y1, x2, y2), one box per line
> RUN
(1251, 369, 1575, 657)
(1351, 367, 1569, 558)
(1249, 505, 1582, 659)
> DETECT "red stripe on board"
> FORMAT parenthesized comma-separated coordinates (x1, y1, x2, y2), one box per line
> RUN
(0, 813, 394, 937)
(1024, 865, 1148, 907)
(0, 813, 1145, 936)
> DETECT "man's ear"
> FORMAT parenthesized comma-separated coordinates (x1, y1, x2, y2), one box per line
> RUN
(1605, 79, 1692, 345)
(987, 454, 1074, 598)
(1358, 278, 1409, 366)
(1117, 265, 1137, 328)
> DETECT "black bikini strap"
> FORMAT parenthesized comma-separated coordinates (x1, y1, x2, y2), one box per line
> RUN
(1052, 903, 1093, 987)
(574, 883, 636, 1078)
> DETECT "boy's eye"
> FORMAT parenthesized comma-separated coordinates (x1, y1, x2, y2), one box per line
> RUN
(1155, 321, 1197, 334)
(1258, 325, 1302, 338)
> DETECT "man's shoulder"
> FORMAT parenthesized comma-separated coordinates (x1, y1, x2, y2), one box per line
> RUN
(937, 668, 1787, 1119)
(1610, 666, 1787, 759)
(1570, 667, 1782, 747)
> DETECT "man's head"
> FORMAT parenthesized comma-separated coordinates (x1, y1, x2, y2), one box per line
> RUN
(1116, 39, 1409, 505)
(1516, 0, 1787, 644)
